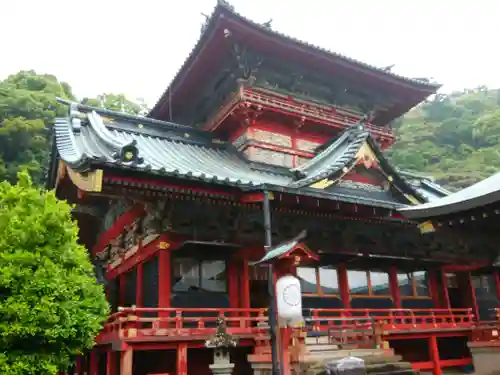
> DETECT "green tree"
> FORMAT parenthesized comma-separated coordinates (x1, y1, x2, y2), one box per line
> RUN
(0, 71, 147, 186)
(0, 172, 109, 375)
(85, 93, 149, 115)
(388, 87, 500, 190)
(0, 71, 74, 185)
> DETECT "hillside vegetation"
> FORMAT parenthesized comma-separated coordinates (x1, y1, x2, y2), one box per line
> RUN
(388, 87, 500, 191)
(1, 70, 500, 191)
(0, 70, 146, 186)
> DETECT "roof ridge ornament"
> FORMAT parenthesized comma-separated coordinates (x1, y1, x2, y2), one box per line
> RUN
(217, 0, 235, 11)
(86, 111, 142, 164)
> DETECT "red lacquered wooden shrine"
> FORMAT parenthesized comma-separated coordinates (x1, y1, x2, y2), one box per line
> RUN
(46, 2, 500, 375)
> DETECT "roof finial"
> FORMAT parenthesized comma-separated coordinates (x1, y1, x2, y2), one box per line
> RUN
(261, 19, 273, 29)
(217, 0, 235, 11)
(382, 64, 395, 72)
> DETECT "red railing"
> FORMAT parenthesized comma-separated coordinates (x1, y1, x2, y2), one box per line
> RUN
(97, 307, 479, 344)
(97, 307, 268, 343)
(306, 308, 475, 332)
(243, 89, 395, 139)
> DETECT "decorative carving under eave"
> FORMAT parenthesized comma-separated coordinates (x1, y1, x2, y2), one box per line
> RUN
(108, 233, 126, 269)
(228, 42, 263, 82)
(230, 104, 263, 130)
(66, 166, 103, 192)
(142, 201, 171, 245)
(123, 219, 140, 260)
(96, 201, 174, 270)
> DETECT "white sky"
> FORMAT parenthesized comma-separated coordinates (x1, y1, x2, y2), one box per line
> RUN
(1, 0, 498, 107)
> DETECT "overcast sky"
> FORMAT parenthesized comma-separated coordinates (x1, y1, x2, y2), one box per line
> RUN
(1, 0, 497, 106)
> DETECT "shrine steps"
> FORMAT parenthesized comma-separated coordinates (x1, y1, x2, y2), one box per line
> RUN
(300, 356, 418, 375)
(301, 341, 419, 375)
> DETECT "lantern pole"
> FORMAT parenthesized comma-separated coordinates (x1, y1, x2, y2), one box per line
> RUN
(263, 190, 281, 375)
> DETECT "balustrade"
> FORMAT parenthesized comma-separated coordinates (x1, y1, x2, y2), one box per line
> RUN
(97, 307, 484, 344)
(98, 307, 268, 343)
(243, 89, 394, 138)
(306, 308, 475, 332)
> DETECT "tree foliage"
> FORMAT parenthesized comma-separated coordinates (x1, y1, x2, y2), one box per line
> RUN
(0, 71, 74, 185)
(85, 93, 149, 116)
(0, 171, 109, 375)
(2, 70, 500, 192)
(388, 87, 500, 190)
(0, 70, 147, 186)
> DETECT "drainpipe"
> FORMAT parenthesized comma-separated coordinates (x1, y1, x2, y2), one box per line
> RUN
(263, 190, 281, 375)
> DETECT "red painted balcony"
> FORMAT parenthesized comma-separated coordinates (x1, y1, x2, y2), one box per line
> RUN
(307, 308, 475, 334)
(244, 89, 395, 139)
(97, 307, 268, 345)
(96, 307, 479, 346)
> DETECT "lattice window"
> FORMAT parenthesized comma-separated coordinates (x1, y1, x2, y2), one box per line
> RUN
(397, 271, 430, 298)
(172, 258, 227, 293)
(472, 274, 496, 299)
(297, 266, 339, 296)
(348, 270, 391, 297)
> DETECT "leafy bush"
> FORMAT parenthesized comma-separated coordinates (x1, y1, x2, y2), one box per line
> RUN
(0, 172, 109, 375)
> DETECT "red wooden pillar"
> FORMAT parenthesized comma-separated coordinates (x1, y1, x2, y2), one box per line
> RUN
(389, 266, 401, 309)
(106, 350, 116, 375)
(428, 269, 440, 308)
(176, 343, 188, 375)
(440, 272, 451, 309)
(158, 249, 171, 329)
(429, 335, 442, 375)
(136, 262, 143, 307)
(467, 272, 479, 321)
(120, 349, 133, 375)
(228, 259, 240, 309)
(89, 351, 98, 375)
(280, 327, 291, 375)
(241, 257, 250, 310)
(158, 250, 171, 308)
(338, 264, 351, 308)
(75, 357, 81, 375)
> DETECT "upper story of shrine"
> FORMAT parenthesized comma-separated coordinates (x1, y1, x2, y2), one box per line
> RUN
(148, 0, 440, 163)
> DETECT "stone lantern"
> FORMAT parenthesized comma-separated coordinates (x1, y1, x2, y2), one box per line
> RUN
(205, 316, 238, 375)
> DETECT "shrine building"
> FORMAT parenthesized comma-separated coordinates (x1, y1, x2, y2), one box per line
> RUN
(46, 2, 500, 375)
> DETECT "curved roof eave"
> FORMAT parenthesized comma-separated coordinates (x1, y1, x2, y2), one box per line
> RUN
(399, 172, 500, 219)
(148, 1, 441, 119)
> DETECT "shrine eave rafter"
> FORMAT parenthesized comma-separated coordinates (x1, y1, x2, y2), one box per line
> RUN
(400, 172, 500, 220)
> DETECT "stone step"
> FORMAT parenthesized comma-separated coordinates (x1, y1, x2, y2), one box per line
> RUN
(307, 344, 341, 352)
(366, 361, 412, 373)
(297, 360, 416, 375)
(306, 336, 330, 345)
(303, 352, 402, 363)
(312, 349, 394, 358)
(363, 356, 404, 365)
(368, 370, 416, 375)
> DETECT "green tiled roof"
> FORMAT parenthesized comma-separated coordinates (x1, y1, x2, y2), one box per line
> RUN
(52, 100, 444, 209)
(252, 239, 300, 266)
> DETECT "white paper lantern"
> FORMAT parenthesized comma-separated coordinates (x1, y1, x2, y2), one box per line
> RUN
(276, 274, 303, 326)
